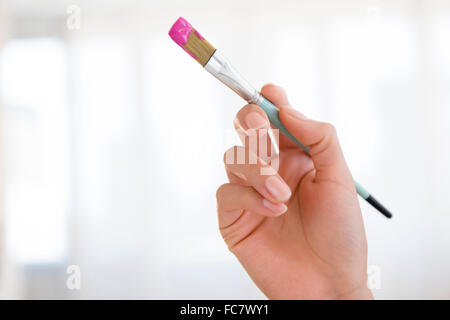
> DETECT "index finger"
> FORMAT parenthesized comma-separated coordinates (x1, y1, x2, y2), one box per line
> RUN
(260, 84, 300, 150)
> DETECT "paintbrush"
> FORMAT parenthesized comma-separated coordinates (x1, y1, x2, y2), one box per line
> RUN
(168, 17, 392, 219)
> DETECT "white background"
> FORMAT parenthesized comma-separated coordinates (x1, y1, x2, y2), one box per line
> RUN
(0, 0, 449, 299)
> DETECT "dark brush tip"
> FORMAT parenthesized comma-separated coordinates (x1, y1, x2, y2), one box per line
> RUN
(366, 195, 392, 219)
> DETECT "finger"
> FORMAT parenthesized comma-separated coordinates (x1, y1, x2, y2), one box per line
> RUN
(260, 83, 290, 107)
(234, 104, 274, 163)
(216, 183, 287, 250)
(224, 146, 292, 203)
(279, 108, 352, 184)
(216, 183, 288, 221)
(260, 84, 299, 149)
(234, 103, 270, 132)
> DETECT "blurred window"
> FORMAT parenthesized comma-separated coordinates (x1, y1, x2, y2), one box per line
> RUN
(1, 38, 69, 264)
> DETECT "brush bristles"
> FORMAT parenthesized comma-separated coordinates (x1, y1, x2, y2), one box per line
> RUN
(184, 31, 216, 66)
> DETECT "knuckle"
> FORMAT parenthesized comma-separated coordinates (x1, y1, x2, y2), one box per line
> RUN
(216, 183, 231, 201)
(322, 122, 337, 137)
(223, 145, 245, 166)
(223, 146, 236, 164)
(310, 123, 337, 157)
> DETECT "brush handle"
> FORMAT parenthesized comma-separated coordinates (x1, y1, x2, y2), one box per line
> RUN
(259, 98, 392, 219)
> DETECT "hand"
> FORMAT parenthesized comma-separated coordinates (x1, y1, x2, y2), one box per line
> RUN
(216, 84, 372, 299)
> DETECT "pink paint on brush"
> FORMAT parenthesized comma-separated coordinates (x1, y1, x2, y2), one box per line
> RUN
(168, 17, 205, 59)
(169, 17, 192, 46)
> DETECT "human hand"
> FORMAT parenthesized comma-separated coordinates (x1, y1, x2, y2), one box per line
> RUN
(216, 84, 372, 299)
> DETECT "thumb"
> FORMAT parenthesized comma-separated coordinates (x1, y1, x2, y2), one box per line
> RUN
(279, 108, 352, 184)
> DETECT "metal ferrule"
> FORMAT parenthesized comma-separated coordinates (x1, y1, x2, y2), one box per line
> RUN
(204, 50, 263, 105)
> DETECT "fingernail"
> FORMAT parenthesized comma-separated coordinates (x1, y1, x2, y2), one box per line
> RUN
(245, 112, 267, 129)
(265, 175, 291, 202)
(284, 108, 308, 120)
(262, 199, 288, 215)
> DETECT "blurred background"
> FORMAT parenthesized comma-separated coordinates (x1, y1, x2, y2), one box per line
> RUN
(0, 0, 449, 299)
